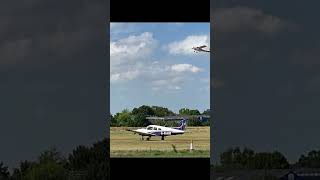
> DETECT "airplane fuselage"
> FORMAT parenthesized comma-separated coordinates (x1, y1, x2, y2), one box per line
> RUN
(192, 46, 210, 53)
(132, 125, 184, 137)
(127, 119, 187, 140)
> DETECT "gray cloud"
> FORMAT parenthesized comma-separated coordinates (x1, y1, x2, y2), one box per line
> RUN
(0, 0, 105, 65)
(0, 0, 108, 169)
(211, 2, 320, 164)
(213, 6, 299, 33)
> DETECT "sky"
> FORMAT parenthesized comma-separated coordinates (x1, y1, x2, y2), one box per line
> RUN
(110, 23, 210, 114)
(0, 0, 107, 169)
(2, 0, 320, 170)
(211, 0, 320, 163)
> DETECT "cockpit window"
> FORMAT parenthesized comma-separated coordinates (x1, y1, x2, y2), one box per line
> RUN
(147, 126, 153, 130)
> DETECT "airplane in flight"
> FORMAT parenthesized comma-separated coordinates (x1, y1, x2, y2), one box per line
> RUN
(192, 45, 210, 53)
(126, 115, 210, 141)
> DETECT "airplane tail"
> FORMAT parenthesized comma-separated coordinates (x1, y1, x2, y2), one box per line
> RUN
(174, 119, 187, 131)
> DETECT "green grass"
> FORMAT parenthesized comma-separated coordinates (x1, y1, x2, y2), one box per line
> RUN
(111, 150, 210, 158)
(110, 126, 210, 157)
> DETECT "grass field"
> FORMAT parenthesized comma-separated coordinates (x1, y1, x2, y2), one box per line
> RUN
(110, 126, 210, 157)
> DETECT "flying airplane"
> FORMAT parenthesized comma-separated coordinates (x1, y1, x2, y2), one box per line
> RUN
(192, 45, 210, 53)
(126, 115, 210, 141)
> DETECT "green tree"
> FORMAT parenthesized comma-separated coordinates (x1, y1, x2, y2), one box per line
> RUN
(187, 118, 202, 126)
(232, 147, 242, 168)
(270, 151, 290, 169)
(251, 151, 289, 169)
(22, 148, 68, 180)
(0, 162, 9, 180)
(132, 105, 155, 116)
(242, 147, 255, 168)
(24, 162, 68, 180)
(86, 139, 108, 180)
(110, 114, 118, 127)
(11, 160, 35, 180)
(129, 113, 149, 127)
(113, 109, 131, 126)
(9, 138, 109, 180)
(178, 108, 200, 115)
(201, 120, 210, 126)
(202, 109, 210, 115)
(68, 138, 109, 180)
(296, 150, 320, 168)
(219, 147, 289, 170)
(131, 105, 155, 127)
(190, 109, 200, 115)
(220, 148, 234, 168)
(67, 146, 92, 171)
(151, 106, 175, 117)
(38, 147, 65, 164)
(179, 108, 202, 126)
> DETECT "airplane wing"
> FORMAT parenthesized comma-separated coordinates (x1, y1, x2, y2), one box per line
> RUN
(199, 45, 207, 48)
(126, 129, 154, 136)
(146, 115, 210, 120)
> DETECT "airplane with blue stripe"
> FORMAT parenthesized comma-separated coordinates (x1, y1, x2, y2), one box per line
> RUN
(126, 119, 187, 141)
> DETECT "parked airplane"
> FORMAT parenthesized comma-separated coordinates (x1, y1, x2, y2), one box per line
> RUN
(192, 45, 210, 53)
(126, 119, 187, 141)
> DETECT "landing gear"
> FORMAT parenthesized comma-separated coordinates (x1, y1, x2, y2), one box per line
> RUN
(141, 136, 151, 141)
(161, 136, 164, 141)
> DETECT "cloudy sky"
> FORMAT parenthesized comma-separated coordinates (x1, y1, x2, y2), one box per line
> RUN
(0, 0, 107, 169)
(110, 23, 210, 114)
(211, 0, 320, 163)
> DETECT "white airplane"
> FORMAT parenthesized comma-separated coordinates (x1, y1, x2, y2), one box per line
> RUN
(192, 45, 210, 53)
(126, 119, 187, 141)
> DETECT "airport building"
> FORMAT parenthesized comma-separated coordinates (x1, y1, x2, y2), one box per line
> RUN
(212, 169, 320, 180)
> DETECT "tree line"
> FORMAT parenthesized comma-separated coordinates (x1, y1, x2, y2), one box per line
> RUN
(0, 138, 109, 180)
(214, 147, 320, 171)
(110, 105, 210, 127)
(2, 143, 320, 179)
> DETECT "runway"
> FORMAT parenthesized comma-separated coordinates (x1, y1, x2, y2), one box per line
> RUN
(110, 126, 210, 157)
